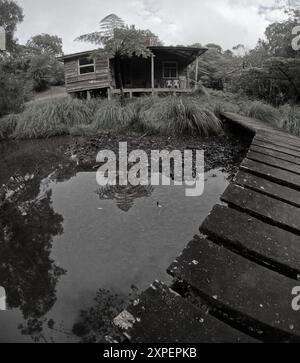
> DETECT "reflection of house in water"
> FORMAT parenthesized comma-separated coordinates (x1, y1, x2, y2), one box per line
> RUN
(96, 184, 154, 212)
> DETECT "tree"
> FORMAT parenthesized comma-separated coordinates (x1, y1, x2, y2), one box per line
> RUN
(233, 44, 248, 57)
(0, 0, 23, 50)
(190, 44, 241, 91)
(24, 34, 65, 91)
(265, 20, 299, 58)
(205, 43, 223, 54)
(76, 14, 158, 101)
(26, 34, 63, 57)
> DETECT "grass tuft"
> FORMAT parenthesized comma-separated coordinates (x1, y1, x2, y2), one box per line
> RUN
(13, 98, 94, 139)
(142, 96, 222, 136)
(0, 114, 20, 139)
(246, 101, 282, 126)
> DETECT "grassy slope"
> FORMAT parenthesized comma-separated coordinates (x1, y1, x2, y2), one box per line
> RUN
(0, 88, 299, 140)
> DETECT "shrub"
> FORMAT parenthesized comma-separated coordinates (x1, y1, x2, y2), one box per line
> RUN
(13, 98, 93, 139)
(279, 104, 300, 136)
(246, 101, 282, 126)
(0, 114, 20, 139)
(0, 70, 27, 118)
(91, 100, 134, 132)
(142, 96, 222, 136)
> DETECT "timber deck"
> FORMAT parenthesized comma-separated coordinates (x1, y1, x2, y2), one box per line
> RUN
(114, 112, 300, 343)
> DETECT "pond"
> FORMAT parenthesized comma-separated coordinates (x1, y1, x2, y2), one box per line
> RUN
(0, 137, 231, 343)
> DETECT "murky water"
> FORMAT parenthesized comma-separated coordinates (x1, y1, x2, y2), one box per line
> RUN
(0, 138, 230, 343)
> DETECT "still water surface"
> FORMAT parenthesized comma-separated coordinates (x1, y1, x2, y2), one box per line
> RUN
(0, 138, 229, 342)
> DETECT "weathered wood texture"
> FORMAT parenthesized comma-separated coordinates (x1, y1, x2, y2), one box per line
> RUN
(201, 204, 300, 278)
(62, 47, 198, 94)
(114, 281, 257, 343)
(168, 237, 300, 342)
(115, 112, 300, 343)
(235, 171, 300, 207)
(64, 56, 109, 93)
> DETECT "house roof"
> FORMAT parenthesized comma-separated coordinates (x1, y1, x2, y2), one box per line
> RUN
(58, 46, 207, 63)
(57, 49, 100, 61)
(149, 46, 208, 63)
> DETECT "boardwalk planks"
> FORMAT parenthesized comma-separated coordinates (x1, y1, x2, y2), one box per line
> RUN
(200, 204, 300, 278)
(168, 237, 300, 342)
(221, 184, 300, 234)
(115, 112, 300, 343)
(113, 281, 256, 343)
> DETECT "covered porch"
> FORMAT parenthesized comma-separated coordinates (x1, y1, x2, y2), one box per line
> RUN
(108, 46, 207, 98)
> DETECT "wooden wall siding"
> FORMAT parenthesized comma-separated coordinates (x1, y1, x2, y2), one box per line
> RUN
(63, 51, 192, 93)
(64, 56, 110, 93)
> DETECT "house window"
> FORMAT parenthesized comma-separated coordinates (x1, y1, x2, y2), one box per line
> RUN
(163, 62, 178, 78)
(79, 57, 95, 75)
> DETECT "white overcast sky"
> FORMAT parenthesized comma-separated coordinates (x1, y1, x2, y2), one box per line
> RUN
(15, 0, 287, 54)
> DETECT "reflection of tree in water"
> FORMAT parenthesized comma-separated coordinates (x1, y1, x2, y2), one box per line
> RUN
(0, 139, 77, 341)
(96, 185, 155, 212)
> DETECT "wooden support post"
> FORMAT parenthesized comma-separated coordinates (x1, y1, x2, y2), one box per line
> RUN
(195, 56, 199, 90)
(187, 66, 190, 90)
(107, 87, 112, 101)
(151, 54, 155, 95)
(87, 91, 91, 100)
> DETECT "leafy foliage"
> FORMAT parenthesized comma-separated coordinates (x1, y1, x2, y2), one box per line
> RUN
(27, 53, 65, 91)
(76, 14, 159, 100)
(26, 34, 63, 57)
(0, 61, 28, 117)
(0, 0, 23, 50)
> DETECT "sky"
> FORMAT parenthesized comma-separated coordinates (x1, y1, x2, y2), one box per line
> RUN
(15, 0, 288, 54)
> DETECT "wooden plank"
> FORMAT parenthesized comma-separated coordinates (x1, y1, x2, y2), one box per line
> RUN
(235, 171, 300, 208)
(247, 151, 300, 175)
(114, 281, 257, 343)
(168, 236, 300, 342)
(255, 136, 300, 153)
(252, 139, 300, 159)
(250, 145, 300, 166)
(221, 184, 300, 235)
(257, 130, 300, 148)
(241, 158, 300, 191)
(200, 204, 300, 278)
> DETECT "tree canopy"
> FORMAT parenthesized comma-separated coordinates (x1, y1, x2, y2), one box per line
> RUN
(26, 34, 63, 57)
(0, 0, 23, 50)
(76, 14, 161, 100)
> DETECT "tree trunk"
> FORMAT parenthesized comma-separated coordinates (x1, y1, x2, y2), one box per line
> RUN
(115, 56, 125, 104)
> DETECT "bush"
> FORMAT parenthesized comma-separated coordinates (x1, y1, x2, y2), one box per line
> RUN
(0, 70, 27, 118)
(246, 101, 282, 126)
(142, 96, 222, 136)
(0, 114, 20, 139)
(91, 100, 134, 132)
(4, 94, 225, 139)
(28, 54, 65, 92)
(13, 98, 93, 139)
(279, 104, 300, 136)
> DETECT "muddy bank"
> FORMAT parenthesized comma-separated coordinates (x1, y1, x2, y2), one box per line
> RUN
(65, 132, 250, 179)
